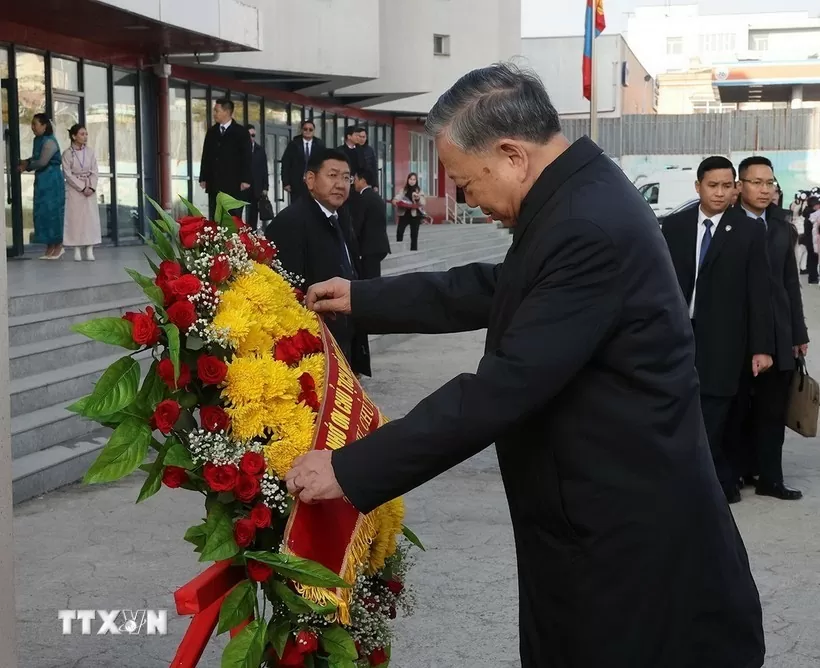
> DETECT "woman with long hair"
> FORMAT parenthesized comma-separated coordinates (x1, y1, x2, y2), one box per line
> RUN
(62, 123, 102, 261)
(394, 172, 425, 251)
(19, 113, 65, 259)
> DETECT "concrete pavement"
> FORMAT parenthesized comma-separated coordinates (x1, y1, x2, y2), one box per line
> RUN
(13, 288, 820, 667)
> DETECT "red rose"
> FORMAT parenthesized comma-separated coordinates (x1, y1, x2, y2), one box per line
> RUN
(170, 274, 202, 298)
(239, 451, 265, 477)
(162, 466, 188, 488)
(249, 504, 272, 528)
(246, 559, 274, 583)
(209, 255, 231, 283)
(233, 518, 256, 548)
(197, 355, 228, 385)
(153, 399, 181, 435)
(235, 474, 261, 503)
(274, 337, 302, 365)
(126, 311, 161, 347)
(157, 358, 191, 390)
(202, 462, 239, 492)
(200, 405, 230, 433)
(256, 238, 277, 264)
(295, 630, 319, 654)
(167, 300, 197, 331)
(369, 648, 388, 666)
(298, 373, 320, 411)
(158, 260, 182, 282)
(293, 330, 323, 356)
(280, 639, 306, 667)
(298, 373, 315, 393)
(293, 288, 305, 303)
(156, 278, 176, 306)
(233, 215, 250, 231)
(178, 216, 206, 248)
(239, 232, 257, 257)
(386, 579, 404, 596)
(122, 311, 139, 324)
(178, 215, 206, 227)
(388, 605, 397, 619)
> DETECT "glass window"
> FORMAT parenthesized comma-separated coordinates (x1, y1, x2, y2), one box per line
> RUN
(232, 95, 245, 125)
(96, 176, 113, 240)
(51, 57, 79, 91)
(293, 106, 304, 126)
(248, 97, 261, 133)
(191, 86, 208, 185)
(0, 48, 8, 78)
(210, 90, 225, 124)
(16, 50, 45, 244)
(311, 111, 322, 138)
(171, 178, 190, 217)
(115, 176, 141, 241)
(265, 101, 288, 127)
(52, 98, 80, 150)
(324, 113, 335, 146)
(169, 82, 189, 179)
(666, 37, 683, 56)
(84, 64, 110, 172)
(337, 117, 348, 145)
(113, 69, 139, 175)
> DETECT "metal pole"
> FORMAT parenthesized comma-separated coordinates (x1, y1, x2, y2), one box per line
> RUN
(589, 32, 599, 144)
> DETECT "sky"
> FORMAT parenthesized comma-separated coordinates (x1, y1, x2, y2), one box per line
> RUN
(521, 0, 819, 38)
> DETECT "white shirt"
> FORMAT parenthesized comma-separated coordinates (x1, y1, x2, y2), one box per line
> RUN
(690, 208, 724, 318)
(313, 199, 352, 265)
(741, 205, 766, 227)
(219, 120, 233, 133)
(303, 139, 313, 153)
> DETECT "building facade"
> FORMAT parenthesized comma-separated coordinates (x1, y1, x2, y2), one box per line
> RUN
(1, 0, 520, 258)
(522, 35, 656, 120)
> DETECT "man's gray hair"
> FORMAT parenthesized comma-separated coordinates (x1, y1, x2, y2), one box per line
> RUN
(425, 62, 561, 153)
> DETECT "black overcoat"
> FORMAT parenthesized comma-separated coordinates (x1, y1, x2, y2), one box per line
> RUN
(198, 121, 252, 197)
(331, 137, 765, 668)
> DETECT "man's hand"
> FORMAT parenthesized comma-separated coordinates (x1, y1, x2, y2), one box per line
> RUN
(240, 182, 251, 191)
(284, 185, 292, 193)
(752, 354, 773, 376)
(199, 181, 207, 190)
(284, 451, 344, 504)
(307, 278, 352, 315)
(794, 344, 809, 358)
(262, 190, 268, 197)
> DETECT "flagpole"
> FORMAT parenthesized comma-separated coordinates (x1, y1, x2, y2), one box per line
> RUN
(589, 29, 599, 144)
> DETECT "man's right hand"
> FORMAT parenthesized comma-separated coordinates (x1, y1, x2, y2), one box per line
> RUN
(284, 185, 291, 193)
(199, 181, 207, 190)
(307, 278, 352, 315)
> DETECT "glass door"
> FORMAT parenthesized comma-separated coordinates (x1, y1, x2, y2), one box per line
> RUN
(265, 127, 291, 214)
(2, 76, 24, 257)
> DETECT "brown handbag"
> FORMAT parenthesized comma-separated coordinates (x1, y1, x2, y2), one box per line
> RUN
(786, 355, 820, 437)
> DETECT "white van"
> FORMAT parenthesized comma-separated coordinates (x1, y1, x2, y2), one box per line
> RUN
(633, 168, 698, 217)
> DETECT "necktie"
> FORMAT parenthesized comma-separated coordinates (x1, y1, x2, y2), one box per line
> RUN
(329, 214, 355, 278)
(698, 219, 713, 268)
(304, 142, 311, 162)
(220, 125, 226, 136)
(757, 217, 767, 230)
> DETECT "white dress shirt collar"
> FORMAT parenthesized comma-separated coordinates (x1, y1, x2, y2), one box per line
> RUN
(314, 199, 336, 219)
(220, 119, 233, 132)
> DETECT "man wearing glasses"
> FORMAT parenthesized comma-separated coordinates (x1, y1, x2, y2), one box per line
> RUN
(732, 156, 808, 501)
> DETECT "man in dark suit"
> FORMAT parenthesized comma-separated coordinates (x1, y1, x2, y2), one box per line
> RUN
(338, 126, 363, 177)
(285, 64, 764, 668)
(281, 120, 323, 204)
(198, 98, 252, 220)
(733, 156, 808, 501)
(662, 156, 773, 503)
(351, 168, 390, 279)
(246, 124, 269, 231)
(265, 148, 370, 377)
(355, 127, 379, 186)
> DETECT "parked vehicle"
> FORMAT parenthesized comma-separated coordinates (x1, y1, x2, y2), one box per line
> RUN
(633, 168, 698, 217)
(658, 197, 699, 227)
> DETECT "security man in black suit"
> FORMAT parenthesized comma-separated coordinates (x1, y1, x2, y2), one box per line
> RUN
(662, 156, 773, 503)
(265, 147, 370, 377)
(351, 168, 391, 279)
(246, 124, 269, 230)
(338, 126, 363, 176)
(732, 155, 808, 501)
(281, 120, 324, 204)
(198, 98, 252, 220)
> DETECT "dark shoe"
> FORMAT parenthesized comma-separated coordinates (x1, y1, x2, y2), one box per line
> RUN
(800, 269, 809, 275)
(756, 481, 803, 501)
(724, 485, 742, 504)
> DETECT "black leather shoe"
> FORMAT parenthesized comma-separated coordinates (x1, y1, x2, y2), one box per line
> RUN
(725, 485, 742, 504)
(756, 481, 803, 501)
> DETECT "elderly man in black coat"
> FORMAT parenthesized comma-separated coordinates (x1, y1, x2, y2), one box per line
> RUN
(285, 64, 765, 668)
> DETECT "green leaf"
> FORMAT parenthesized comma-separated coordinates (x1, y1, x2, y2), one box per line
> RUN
(183, 524, 208, 551)
(327, 657, 356, 668)
(220, 619, 265, 668)
(320, 625, 358, 660)
(186, 334, 206, 351)
(136, 444, 169, 503)
(215, 193, 247, 231)
(200, 503, 240, 562)
(144, 253, 161, 275)
(164, 437, 195, 470)
(149, 220, 176, 261)
(179, 195, 204, 217)
(217, 580, 257, 635)
(83, 356, 141, 419)
(163, 323, 181, 382)
(267, 618, 291, 658)
(125, 267, 165, 309)
(145, 194, 179, 235)
(268, 581, 337, 616)
(243, 552, 350, 588)
(402, 525, 426, 551)
(133, 361, 166, 418)
(179, 392, 199, 409)
(83, 418, 151, 484)
(66, 395, 91, 415)
(71, 317, 139, 350)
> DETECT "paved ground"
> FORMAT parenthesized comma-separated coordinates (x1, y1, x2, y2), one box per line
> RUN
(13, 286, 820, 668)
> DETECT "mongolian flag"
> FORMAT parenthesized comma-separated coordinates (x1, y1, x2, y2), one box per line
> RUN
(583, 0, 606, 100)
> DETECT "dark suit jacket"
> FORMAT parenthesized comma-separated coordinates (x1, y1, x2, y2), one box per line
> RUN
(662, 205, 773, 396)
(351, 187, 391, 257)
(198, 121, 252, 195)
(332, 137, 764, 668)
(337, 143, 362, 174)
(738, 203, 808, 370)
(264, 196, 371, 376)
(280, 136, 324, 194)
(360, 144, 378, 178)
(250, 141, 269, 197)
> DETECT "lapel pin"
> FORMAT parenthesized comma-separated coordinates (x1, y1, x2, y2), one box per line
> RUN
(725, 225, 732, 232)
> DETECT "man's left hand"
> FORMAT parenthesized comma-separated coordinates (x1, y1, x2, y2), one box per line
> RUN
(794, 344, 809, 358)
(240, 182, 251, 191)
(285, 450, 344, 504)
(752, 354, 773, 376)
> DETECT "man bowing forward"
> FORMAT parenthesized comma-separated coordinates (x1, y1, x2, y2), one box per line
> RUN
(287, 64, 764, 668)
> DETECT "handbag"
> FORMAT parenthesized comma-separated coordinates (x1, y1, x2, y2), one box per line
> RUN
(786, 354, 820, 437)
(258, 194, 275, 222)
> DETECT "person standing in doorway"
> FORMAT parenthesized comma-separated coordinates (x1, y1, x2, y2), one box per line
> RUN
(395, 172, 425, 251)
(281, 120, 323, 204)
(62, 124, 102, 261)
(246, 124, 269, 231)
(19, 114, 65, 259)
(198, 98, 252, 220)
(355, 127, 378, 185)
(352, 168, 390, 279)
(338, 126, 363, 177)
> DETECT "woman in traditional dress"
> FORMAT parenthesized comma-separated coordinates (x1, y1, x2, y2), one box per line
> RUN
(62, 124, 102, 261)
(19, 114, 65, 259)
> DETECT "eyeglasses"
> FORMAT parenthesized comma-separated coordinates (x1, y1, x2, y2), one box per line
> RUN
(740, 179, 776, 188)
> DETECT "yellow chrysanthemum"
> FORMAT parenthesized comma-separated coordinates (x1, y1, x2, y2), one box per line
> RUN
(236, 324, 274, 358)
(212, 291, 255, 348)
(263, 403, 318, 477)
(367, 497, 406, 574)
(296, 354, 326, 402)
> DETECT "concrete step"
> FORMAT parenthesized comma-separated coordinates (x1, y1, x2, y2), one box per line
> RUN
(383, 236, 509, 272)
(390, 226, 506, 251)
(9, 279, 142, 318)
(11, 400, 102, 460)
(9, 334, 119, 380)
(8, 296, 148, 347)
(383, 242, 510, 277)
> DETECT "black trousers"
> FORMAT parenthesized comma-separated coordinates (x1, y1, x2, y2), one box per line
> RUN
(700, 394, 735, 489)
(360, 253, 386, 279)
(208, 191, 243, 221)
(397, 214, 420, 251)
(808, 245, 819, 284)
